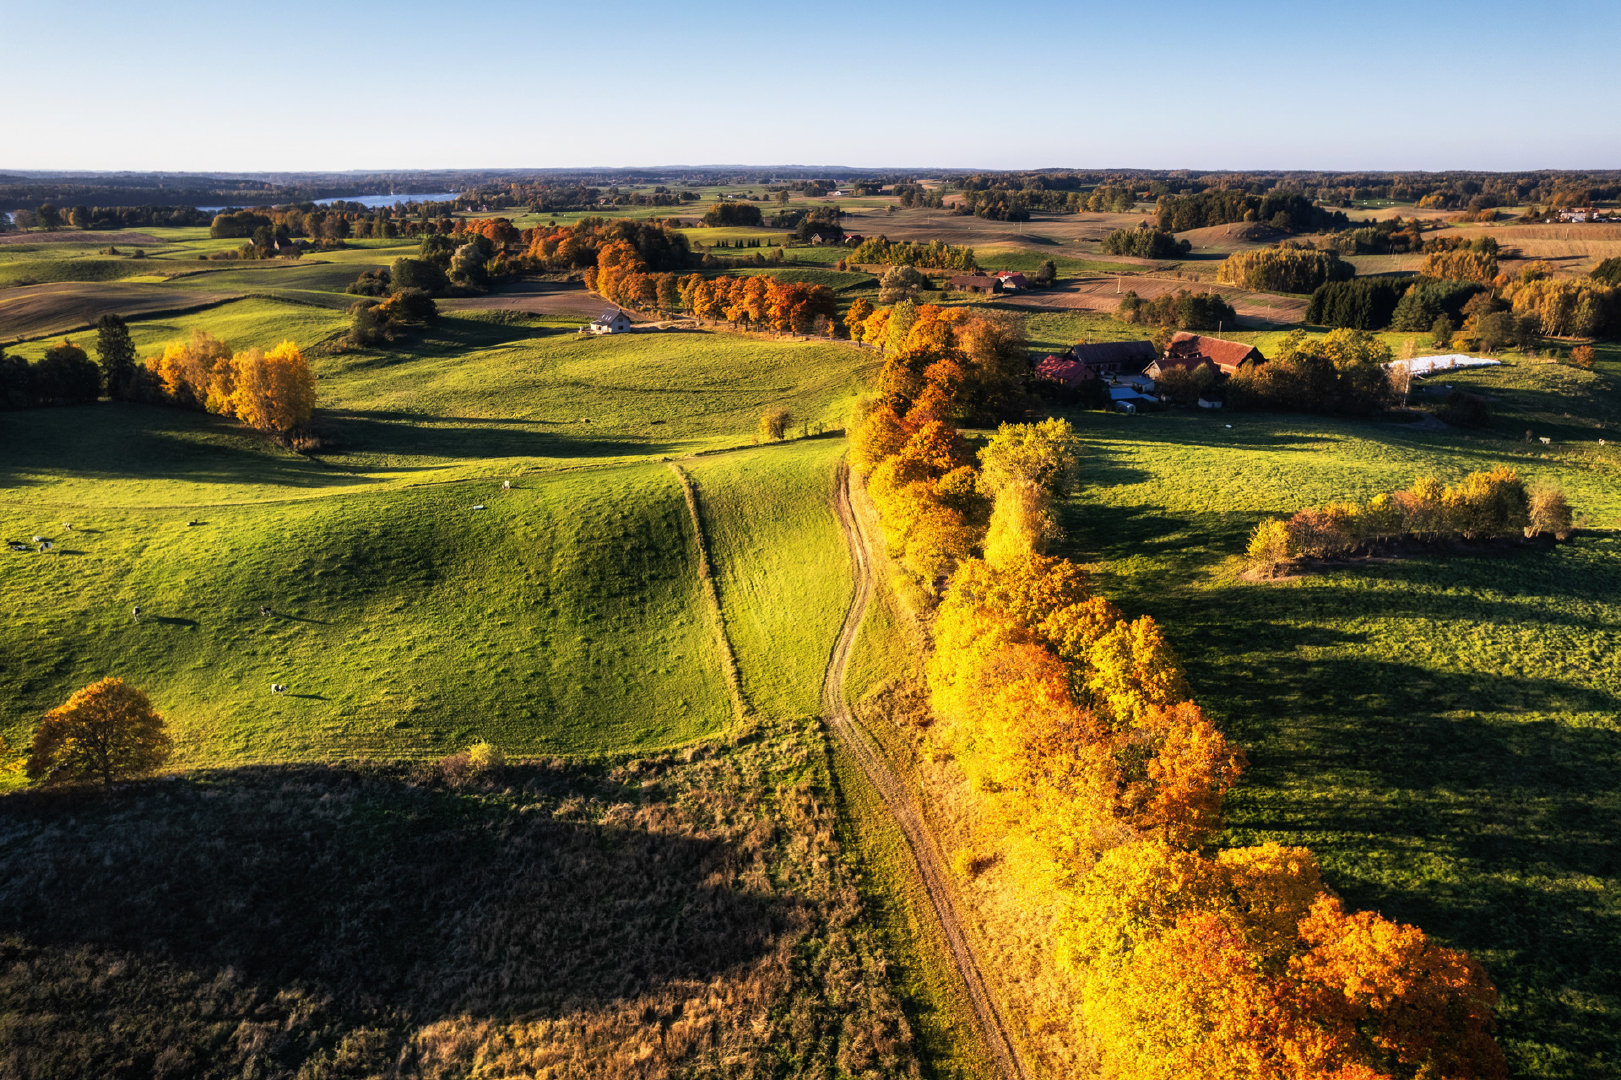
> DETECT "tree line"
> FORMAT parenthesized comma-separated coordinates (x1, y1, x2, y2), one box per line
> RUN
(848, 236, 979, 271)
(1101, 226, 1189, 259)
(1248, 467, 1574, 569)
(848, 318, 1506, 1079)
(589, 241, 839, 334)
(0, 317, 314, 437)
(1217, 245, 1352, 293)
(1154, 190, 1350, 234)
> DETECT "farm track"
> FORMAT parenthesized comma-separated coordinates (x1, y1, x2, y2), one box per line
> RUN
(822, 464, 1028, 1080)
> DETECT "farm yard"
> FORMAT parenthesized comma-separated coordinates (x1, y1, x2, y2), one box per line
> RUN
(3, 161, 1621, 1080)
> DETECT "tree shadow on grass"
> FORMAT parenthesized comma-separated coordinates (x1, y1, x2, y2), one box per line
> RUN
(313, 408, 675, 464)
(0, 763, 786, 1073)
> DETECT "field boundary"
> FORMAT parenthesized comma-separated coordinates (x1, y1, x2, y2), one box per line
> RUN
(822, 462, 1028, 1080)
(666, 461, 750, 722)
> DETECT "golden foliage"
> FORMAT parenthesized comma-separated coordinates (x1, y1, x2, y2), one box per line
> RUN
(26, 677, 171, 785)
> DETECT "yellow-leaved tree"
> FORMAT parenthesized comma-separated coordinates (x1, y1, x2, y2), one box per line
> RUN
(229, 340, 315, 433)
(26, 677, 172, 786)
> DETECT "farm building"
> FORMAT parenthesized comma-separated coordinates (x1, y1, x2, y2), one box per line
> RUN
(1070, 340, 1157, 377)
(947, 274, 1001, 294)
(589, 310, 632, 335)
(995, 271, 1028, 290)
(1035, 356, 1091, 388)
(1150, 332, 1265, 378)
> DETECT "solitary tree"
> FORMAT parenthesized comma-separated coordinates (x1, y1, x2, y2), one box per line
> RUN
(95, 313, 137, 399)
(757, 407, 793, 442)
(26, 678, 172, 786)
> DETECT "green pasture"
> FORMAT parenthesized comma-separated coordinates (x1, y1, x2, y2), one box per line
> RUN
(0, 461, 735, 770)
(1051, 404, 1620, 1080)
(684, 437, 853, 722)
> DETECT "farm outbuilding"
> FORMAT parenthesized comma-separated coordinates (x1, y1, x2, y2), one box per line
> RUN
(947, 274, 1001, 294)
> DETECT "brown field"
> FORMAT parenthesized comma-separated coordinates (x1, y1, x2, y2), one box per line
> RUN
(1176, 221, 1289, 252)
(835, 205, 1149, 249)
(0, 230, 165, 246)
(998, 273, 1308, 328)
(437, 280, 618, 321)
(1449, 223, 1621, 271)
(0, 282, 236, 341)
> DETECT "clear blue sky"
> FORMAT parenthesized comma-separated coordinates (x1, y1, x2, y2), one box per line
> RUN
(6, 0, 1618, 172)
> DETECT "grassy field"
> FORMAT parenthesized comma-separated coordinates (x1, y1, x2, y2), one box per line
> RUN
(1046, 400, 1619, 1079)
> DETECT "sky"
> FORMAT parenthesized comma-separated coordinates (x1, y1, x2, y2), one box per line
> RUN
(3, 0, 1619, 173)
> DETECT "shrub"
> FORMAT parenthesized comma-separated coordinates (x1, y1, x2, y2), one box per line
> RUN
(1568, 344, 1595, 370)
(466, 741, 505, 774)
(1245, 519, 1292, 569)
(1527, 486, 1574, 539)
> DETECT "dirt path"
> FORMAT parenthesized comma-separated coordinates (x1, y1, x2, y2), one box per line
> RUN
(822, 464, 1028, 1080)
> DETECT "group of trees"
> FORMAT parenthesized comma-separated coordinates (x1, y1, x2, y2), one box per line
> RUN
(1229, 329, 1396, 415)
(1118, 289, 1235, 332)
(851, 346, 1507, 1079)
(1306, 278, 1410, 330)
(0, 315, 146, 408)
(848, 236, 979, 271)
(1248, 467, 1574, 568)
(1502, 276, 1621, 338)
(700, 201, 764, 227)
(1154, 190, 1350, 234)
(1101, 226, 1190, 259)
(1217, 246, 1353, 293)
(589, 240, 839, 334)
(1317, 216, 1425, 255)
(1419, 246, 1499, 285)
(2, 204, 211, 231)
(145, 331, 315, 434)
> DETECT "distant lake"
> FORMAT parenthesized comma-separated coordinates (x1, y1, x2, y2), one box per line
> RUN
(195, 192, 459, 213)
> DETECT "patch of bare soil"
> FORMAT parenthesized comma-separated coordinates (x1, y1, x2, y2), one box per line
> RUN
(0, 282, 237, 341)
(0, 230, 163, 246)
(439, 279, 628, 321)
(998, 276, 1308, 328)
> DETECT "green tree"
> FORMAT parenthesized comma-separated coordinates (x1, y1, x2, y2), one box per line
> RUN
(27, 678, 172, 786)
(37, 203, 62, 229)
(1033, 259, 1058, 287)
(95, 314, 137, 399)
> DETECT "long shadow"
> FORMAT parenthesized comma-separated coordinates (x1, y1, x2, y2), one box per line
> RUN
(314, 408, 677, 463)
(0, 763, 784, 1071)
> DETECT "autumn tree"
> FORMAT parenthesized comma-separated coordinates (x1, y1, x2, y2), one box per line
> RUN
(979, 418, 1081, 498)
(757, 406, 792, 442)
(229, 341, 316, 433)
(26, 678, 172, 786)
(878, 265, 927, 304)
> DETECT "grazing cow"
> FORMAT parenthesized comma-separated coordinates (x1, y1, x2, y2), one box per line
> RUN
(32, 536, 42, 543)
(132, 605, 141, 621)
(187, 520, 199, 527)
(259, 604, 271, 616)
(39, 541, 52, 551)
(473, 504, 486, 511)
(502, 480, 511, 490)
(270, 683, 286, 695)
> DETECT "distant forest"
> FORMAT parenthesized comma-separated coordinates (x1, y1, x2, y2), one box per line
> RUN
(5, 167, 1620, 222)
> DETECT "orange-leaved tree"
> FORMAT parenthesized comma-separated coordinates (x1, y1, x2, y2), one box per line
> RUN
(26, 677, 172, 786)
